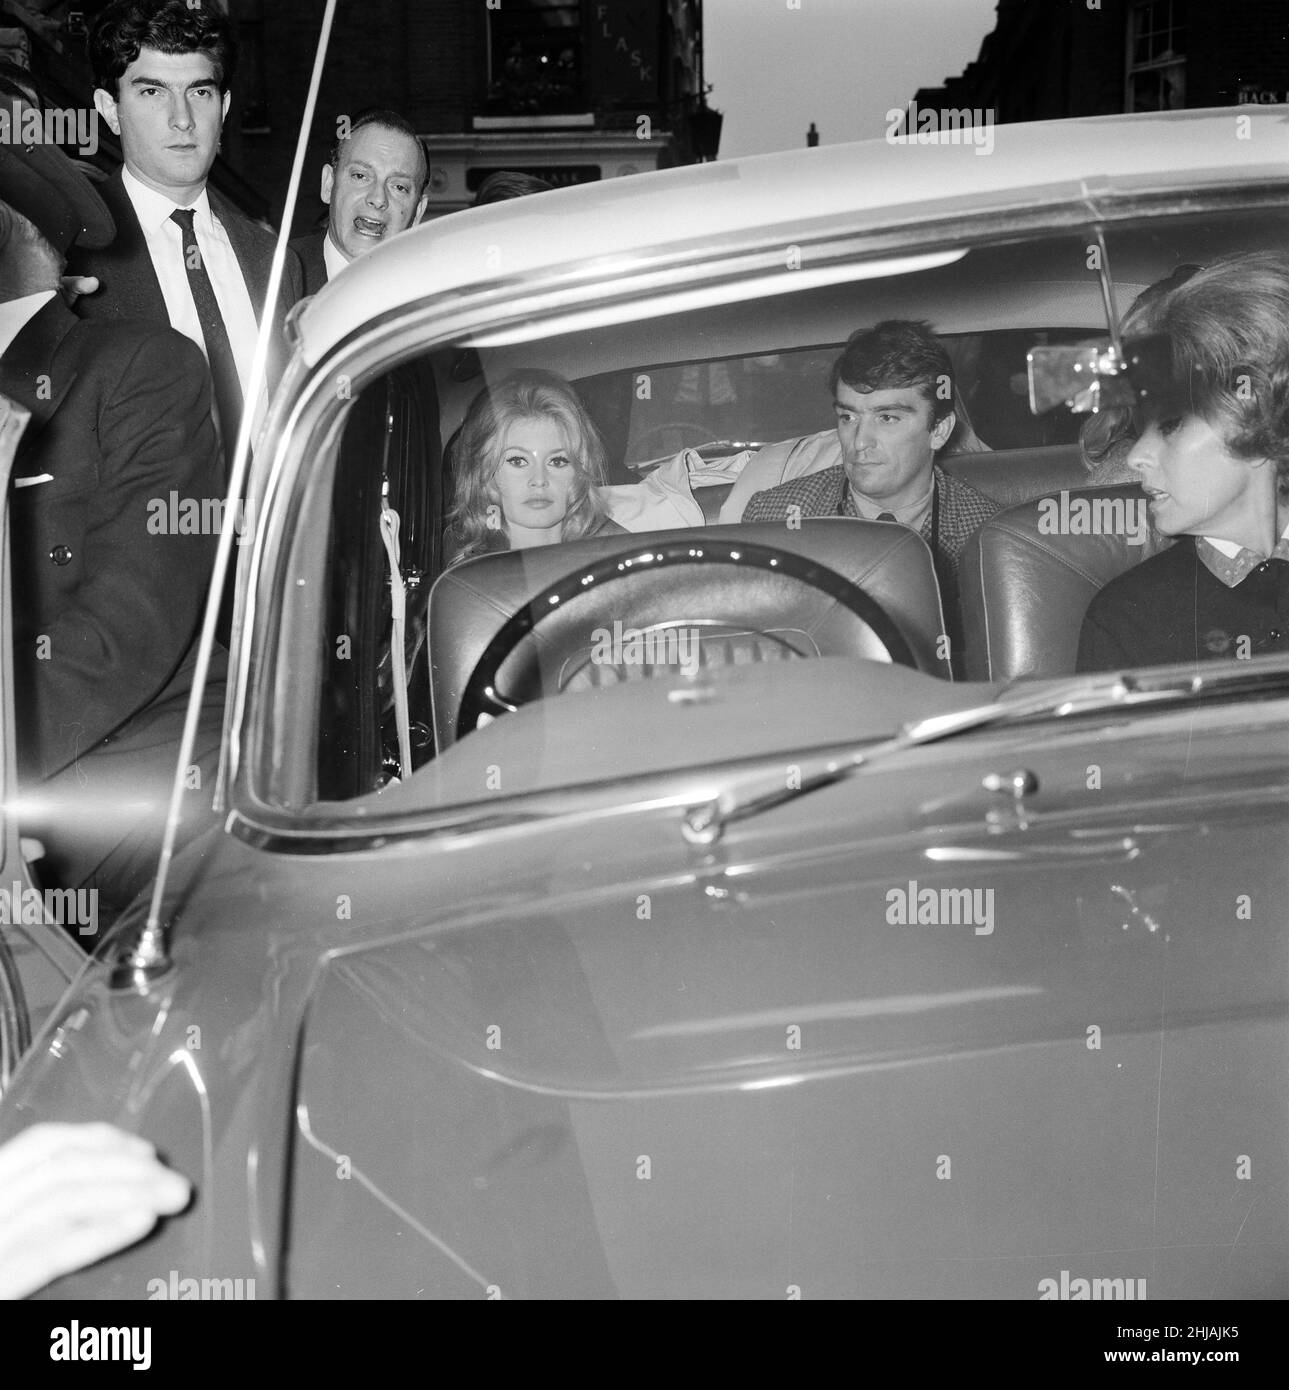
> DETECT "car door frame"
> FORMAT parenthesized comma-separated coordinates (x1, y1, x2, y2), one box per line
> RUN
(0, 390, 85, 1097)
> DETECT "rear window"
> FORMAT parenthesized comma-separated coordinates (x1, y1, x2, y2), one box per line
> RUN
(575, 330, 1093, 471)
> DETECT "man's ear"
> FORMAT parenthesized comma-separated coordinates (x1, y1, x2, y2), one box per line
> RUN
(930, 410, 956, 452)
(93, 88, 119, 136)
(320, 164, 334, 205)
(413, 190, 428, 225)
(221, 90, 231, 123)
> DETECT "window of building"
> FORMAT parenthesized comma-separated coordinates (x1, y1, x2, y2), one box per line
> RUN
(1126, 0, 1186, 112)
(220, 0, 267, 132)
(485, 0, 585, 116)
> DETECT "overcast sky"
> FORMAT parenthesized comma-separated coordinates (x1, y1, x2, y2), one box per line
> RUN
(704, 0, 1001, 159)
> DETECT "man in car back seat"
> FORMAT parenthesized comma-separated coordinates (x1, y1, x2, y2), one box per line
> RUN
(740, 320, 999, 674)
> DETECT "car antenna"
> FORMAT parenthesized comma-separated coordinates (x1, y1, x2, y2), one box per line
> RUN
(112, 0, 342, 990)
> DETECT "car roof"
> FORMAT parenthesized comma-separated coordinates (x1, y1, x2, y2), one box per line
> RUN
(296, 106, 1289, 367)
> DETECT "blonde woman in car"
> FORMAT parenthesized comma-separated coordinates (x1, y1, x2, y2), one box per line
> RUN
(1077, 251, 1289, 670)
(444, 369, 626, 565)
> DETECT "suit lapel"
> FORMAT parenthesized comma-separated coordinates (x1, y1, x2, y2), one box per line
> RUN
(0, 300, 81, 475)
(80, 171, 169, 322)
(0, 298, 78, 441)
(210, 187, 294, 394)
(932, 468, 966, 548)
(212, 188, 270, 320)
(295, 232, 328, 297)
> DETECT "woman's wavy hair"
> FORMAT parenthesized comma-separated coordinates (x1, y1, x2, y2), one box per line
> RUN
(445, 370, 611, 564)
(1081, 253, 1289, 490)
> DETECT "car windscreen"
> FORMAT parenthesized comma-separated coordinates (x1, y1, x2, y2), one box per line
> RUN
(248, 203, 1289, 816)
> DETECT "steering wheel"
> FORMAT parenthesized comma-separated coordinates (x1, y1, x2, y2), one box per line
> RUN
(630, 421, 719, 459)
(456, 537, 917, 739)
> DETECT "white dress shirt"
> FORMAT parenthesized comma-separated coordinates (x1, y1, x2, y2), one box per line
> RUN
(322, 231, 349, 284)
(1198, 522, 1289, 587)
(120, 166, 267, 440)
(0, 289, 57, 360)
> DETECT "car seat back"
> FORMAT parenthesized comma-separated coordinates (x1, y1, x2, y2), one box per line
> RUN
(958, 484, 1173, 681)
(430, 519, 952, 749)
(939, 443, 1089, 511)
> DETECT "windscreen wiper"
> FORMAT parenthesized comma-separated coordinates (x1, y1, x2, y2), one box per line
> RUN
(680, 661, 1289, 847)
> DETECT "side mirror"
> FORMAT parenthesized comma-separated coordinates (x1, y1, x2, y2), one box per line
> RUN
(1027, 335, 1173, 416)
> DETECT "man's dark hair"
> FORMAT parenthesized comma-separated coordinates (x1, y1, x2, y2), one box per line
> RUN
(829, 319, 955, 423)
(330, 108, 428, 194)
(89, 0, 238, 97)
(473, 170, 554, 207)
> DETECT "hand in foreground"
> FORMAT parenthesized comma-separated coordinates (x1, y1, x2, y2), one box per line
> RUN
(0, 1122, 190, 1300)
(59, 273, 100, 306)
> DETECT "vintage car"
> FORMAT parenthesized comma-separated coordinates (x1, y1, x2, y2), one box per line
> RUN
(1, 106, 1287, 1299)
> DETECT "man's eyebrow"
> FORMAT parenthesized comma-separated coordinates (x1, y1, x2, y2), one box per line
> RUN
(127, 75, 219, 91)
(348, 158, 417, 181)
(833, 397, 917, 411)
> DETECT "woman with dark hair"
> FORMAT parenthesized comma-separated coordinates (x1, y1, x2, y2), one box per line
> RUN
(445, 370, 625, 564)
(1077, 251, 1289, 671)
(1078, 264, 1203, 485)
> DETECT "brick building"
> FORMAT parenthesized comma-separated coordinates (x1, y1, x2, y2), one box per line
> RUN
(1, 0, 713, 230)
(261, 0, 712, 229)
(903, 0, 1288, 127)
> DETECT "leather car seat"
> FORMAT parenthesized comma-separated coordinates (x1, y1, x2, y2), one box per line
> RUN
(958, 483, 1173, 682)
(429, 519, 952, 749)
(939, 443, 1090, 511)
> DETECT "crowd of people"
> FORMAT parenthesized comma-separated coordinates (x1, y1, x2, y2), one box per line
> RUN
(2, 0, 1289, 1300)
(5, 0, 1287, 925)
(0, 0, 541, 928)
(444, 281, 1289, 682)
(0, 0, 556, 1301)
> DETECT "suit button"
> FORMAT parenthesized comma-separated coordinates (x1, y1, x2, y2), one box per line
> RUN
(50, 545, 73, 566)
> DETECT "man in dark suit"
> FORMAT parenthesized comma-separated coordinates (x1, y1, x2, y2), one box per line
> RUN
(742, 320, 1000, 674)
(69, 0, 302, 465)
(287, 111, 440, 787)
(0, 106, 224, 923)
(290, 108, 429, 296)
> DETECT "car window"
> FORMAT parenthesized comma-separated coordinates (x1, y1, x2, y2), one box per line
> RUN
(582, 333, 1091, 470)
(251, 202, 1289, 815)
(317, 365, 442, 799)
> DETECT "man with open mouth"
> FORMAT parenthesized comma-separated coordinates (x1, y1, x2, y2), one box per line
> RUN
(291, 108, 429, 295)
